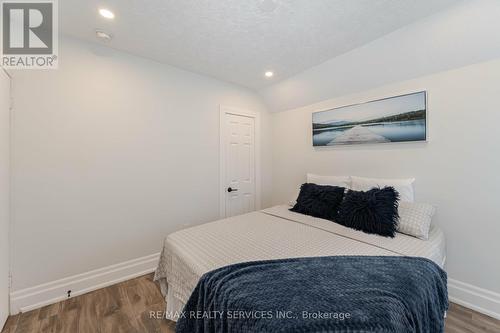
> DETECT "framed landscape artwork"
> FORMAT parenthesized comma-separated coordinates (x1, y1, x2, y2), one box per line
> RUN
(312, 91, 427, 146)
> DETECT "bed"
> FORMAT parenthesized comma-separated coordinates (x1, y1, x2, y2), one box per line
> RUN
(154, 204, 446, 321)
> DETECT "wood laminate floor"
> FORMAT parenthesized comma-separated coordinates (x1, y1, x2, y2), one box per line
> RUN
(2, 273, 499, 333)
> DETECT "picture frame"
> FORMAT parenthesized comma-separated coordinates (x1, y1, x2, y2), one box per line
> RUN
(312, 91, 427, 146)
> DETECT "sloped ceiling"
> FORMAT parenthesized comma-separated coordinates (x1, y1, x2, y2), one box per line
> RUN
(61, 0, 459, 89)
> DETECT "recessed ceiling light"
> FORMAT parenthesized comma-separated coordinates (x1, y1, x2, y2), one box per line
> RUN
(99, 8, 115, 19)
(264, 71, 274, 78)
(96, 30, 113, 42)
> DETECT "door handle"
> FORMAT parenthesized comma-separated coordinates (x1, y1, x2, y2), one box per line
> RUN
(227, 187, 238, 193)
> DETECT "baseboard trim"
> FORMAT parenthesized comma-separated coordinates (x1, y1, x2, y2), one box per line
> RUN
(9, 255, 500, 321)
(448, 278, 500, 320)
(10, 253, 160, 314)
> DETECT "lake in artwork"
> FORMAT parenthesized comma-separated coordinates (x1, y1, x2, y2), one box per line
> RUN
(312, 91, 426, 146)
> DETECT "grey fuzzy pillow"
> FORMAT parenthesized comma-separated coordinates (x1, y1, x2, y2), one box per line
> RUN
(337, 187, 400, 238)
(290, 183, 346, 221)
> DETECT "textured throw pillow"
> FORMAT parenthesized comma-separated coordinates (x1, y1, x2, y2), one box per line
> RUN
(398, 202, 436, 240)
(337, 187, 400, 237)
(351, 176, 415, 202)
(290, 183, 345, 221)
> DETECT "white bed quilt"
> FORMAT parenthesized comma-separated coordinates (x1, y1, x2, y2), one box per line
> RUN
(154, 205, 446, 319)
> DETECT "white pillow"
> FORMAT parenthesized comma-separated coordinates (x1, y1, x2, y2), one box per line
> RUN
(351, 176, 415, 202)
(306, 174, 351, 188)
(289, 187, 301, 206)
(397, 202, 436, 240)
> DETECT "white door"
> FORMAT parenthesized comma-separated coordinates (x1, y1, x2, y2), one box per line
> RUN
(222, 112, 256, 217)
(0, 69, 10, 328)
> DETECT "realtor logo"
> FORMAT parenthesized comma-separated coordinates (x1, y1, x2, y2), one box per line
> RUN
(1, 0, 58, 68)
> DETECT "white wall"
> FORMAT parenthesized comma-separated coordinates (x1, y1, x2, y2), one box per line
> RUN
(0, 70, 11, 328)
(10, 37, 271, 291)
(265, 0, 500, 315)
(260, 0, 500, 112)
(271, 58, 500, 296)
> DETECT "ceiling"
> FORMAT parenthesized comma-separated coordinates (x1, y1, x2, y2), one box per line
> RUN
(60, 0, 459, 90)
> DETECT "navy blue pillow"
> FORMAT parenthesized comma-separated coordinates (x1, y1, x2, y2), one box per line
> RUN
(337, 187, 400, 238)
(290, 183, 345, 221)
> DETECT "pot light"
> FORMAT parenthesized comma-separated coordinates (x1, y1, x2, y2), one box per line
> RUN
(99, 8, 115, 19)
(264, 71, 274, 78)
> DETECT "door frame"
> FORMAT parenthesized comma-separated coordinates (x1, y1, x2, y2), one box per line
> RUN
(219, 105, 261, 218)
(0, 67, 12, 325)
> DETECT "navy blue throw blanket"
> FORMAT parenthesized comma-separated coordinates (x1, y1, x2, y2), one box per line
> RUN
(176, 256, 448, 333)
